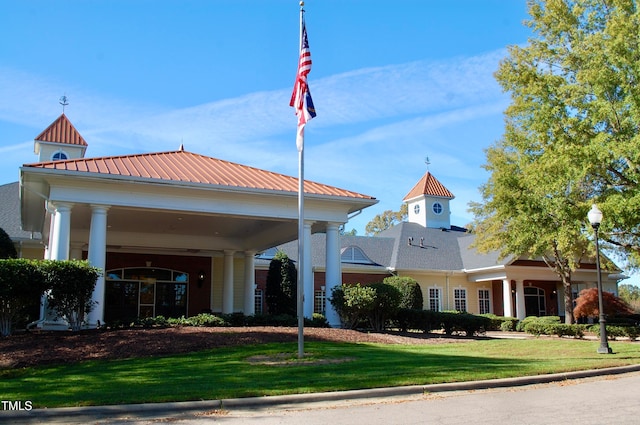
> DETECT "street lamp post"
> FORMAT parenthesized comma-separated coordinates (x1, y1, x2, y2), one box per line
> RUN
(587, 204, 612, 354)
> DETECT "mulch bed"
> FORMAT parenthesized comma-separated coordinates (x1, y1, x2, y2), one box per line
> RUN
(0, 326, 467, 369)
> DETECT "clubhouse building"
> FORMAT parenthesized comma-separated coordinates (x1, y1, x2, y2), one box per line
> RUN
(0, 114, 621, 328)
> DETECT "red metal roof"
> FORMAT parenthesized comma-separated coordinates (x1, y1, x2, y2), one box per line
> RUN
(35, 114, 88, 147)
(403, 172, 454, 201)
(23, 150, 376, 199)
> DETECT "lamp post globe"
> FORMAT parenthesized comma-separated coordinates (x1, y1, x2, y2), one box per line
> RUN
(587, 204, 612, 354)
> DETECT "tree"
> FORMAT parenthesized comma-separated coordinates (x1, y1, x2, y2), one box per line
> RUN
(618, 283, 640, 312)
(365, 204, 408, 236)
(367, 282, 401, 332)
(0, 259, 47, 336)
(44, 260, 100, 331)
(383, 276, 423, 310)
(573, 288, 633, 319)
(340, 227, 357, 236)
(470, 0, 640, 323)
(265, 251, 297, 316)
(0, 228, 17, 259)
(329, 283, 376, 329)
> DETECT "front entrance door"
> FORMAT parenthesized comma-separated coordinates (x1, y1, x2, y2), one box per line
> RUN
(524, 286, 546, 316)
(105, 267, 188, 323)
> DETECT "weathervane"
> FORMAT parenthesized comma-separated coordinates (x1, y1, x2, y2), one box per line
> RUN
(425, 156, 430, 171)
(59, 95, 69, 113)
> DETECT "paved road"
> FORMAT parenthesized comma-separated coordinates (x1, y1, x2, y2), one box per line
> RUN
(12, 371, 640, 425)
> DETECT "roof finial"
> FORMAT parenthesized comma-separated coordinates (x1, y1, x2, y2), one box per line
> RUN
(424, 156, 430, 172)
(59, 95, 69, 114)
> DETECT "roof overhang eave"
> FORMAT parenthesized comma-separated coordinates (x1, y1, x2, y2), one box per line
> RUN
(20, 167, 378, 208)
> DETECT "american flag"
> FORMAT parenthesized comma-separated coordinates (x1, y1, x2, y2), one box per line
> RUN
(290, 13, 316, 151)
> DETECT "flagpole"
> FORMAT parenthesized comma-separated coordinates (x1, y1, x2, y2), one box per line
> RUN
(296, 1, 305, 359)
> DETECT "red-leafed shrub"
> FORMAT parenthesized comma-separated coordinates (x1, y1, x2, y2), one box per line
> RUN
(573, 288, 633, 319)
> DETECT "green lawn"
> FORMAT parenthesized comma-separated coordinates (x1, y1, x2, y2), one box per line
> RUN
(3, 338, 640, 408)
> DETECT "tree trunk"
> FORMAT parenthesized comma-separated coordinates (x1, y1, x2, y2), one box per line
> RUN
(68, 310, 81, 332)
(562, 278, 574, 324)
(0, 313, 12, 337)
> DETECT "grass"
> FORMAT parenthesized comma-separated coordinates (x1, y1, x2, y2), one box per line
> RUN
(2, 338, 640, 408)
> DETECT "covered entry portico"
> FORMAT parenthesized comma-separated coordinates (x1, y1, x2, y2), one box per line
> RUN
(467, 261, 619, 320)
(21, 148, 377, 328)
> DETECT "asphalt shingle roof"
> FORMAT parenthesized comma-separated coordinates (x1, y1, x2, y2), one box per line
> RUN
(0, 182, 41, 241)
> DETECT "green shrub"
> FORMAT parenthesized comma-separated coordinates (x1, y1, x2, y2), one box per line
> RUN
(383, 276, 423, 310)
(167, 316, 191, 326)
(329, 283, 376, 329)
(625, 326, 640, 341)
(517, 316, 560, 334)
(42, 260, 101, 332)
(305, 313, 329, 328)
(499, 318, 519, 332)
(220, 312, 246, 327)
(479, 314, 519, 332)
(188, 313, 227, 327)
(394, 308, 440, 333)
(0, 259, 48, 336)
(439, 311, 491, 337)
(367, 282, 401, 332)
(589, 324, 639, 340)
(550, 324, 585, 339)
(520, 316, 561, 336)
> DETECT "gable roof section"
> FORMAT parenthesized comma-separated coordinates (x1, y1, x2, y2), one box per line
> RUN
(34, 114, 88, 147)
(403, 172, 454, 201)
(0, 182, 41, 240)
(22, 150, 375, 199)
(378, 222, 467, 271)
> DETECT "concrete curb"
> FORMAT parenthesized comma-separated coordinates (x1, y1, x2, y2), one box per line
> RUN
(6, 364, 640, 422)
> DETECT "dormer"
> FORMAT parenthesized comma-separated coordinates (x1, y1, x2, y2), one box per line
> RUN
(403, 172, 454, 229)
(34, 114, 88, 162)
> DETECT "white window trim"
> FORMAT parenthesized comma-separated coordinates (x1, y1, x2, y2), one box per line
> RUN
(428, 286, 442, 312)
(478, 288, 491, 315)
(432, 201, 443, 215)
(454, 287, 467, 312)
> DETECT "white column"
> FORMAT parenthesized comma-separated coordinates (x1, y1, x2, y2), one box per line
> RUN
(325, 223, 342, 327)
(515, 280, 526, 320)
(87, 205, 109, 327)
(222, 250, 235, 314)
(50, 202, 73, 260)
(303, 221, 314, 318)
(243, 251, 256, 315)
(70, 243, 83, 260)
(45, 207, 56, 260)
(503, 279, 513, 317)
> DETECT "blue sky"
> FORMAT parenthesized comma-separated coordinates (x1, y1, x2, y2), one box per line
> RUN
(0, 0, 531, 229)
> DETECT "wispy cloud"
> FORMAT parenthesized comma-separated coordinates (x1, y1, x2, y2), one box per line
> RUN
(0, 49, 508, 230)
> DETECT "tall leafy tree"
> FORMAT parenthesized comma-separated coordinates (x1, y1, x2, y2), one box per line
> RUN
(265, 251, 297, 316)
(44, 260, 100, 331)
(0, 259, 47, 336)
(365, 204, 408, 236)
(0, 228, 17, 259)
(471, 0, 640, 322)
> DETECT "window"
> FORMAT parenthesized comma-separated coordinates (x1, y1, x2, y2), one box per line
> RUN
(454, 288, 467, 312)
(432, 202, 443, 215)
(105, 267, 188, 322)
(314, 288, 326, 314)
(428, 287, 441, 312)
(525, 287, 546, 316)
(340, 246, 376, 265)
(52, 151, 68, 161)
(478, 289, 491, 314)
(414, 204, 420, 215)
(254, 289, 263, 315)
